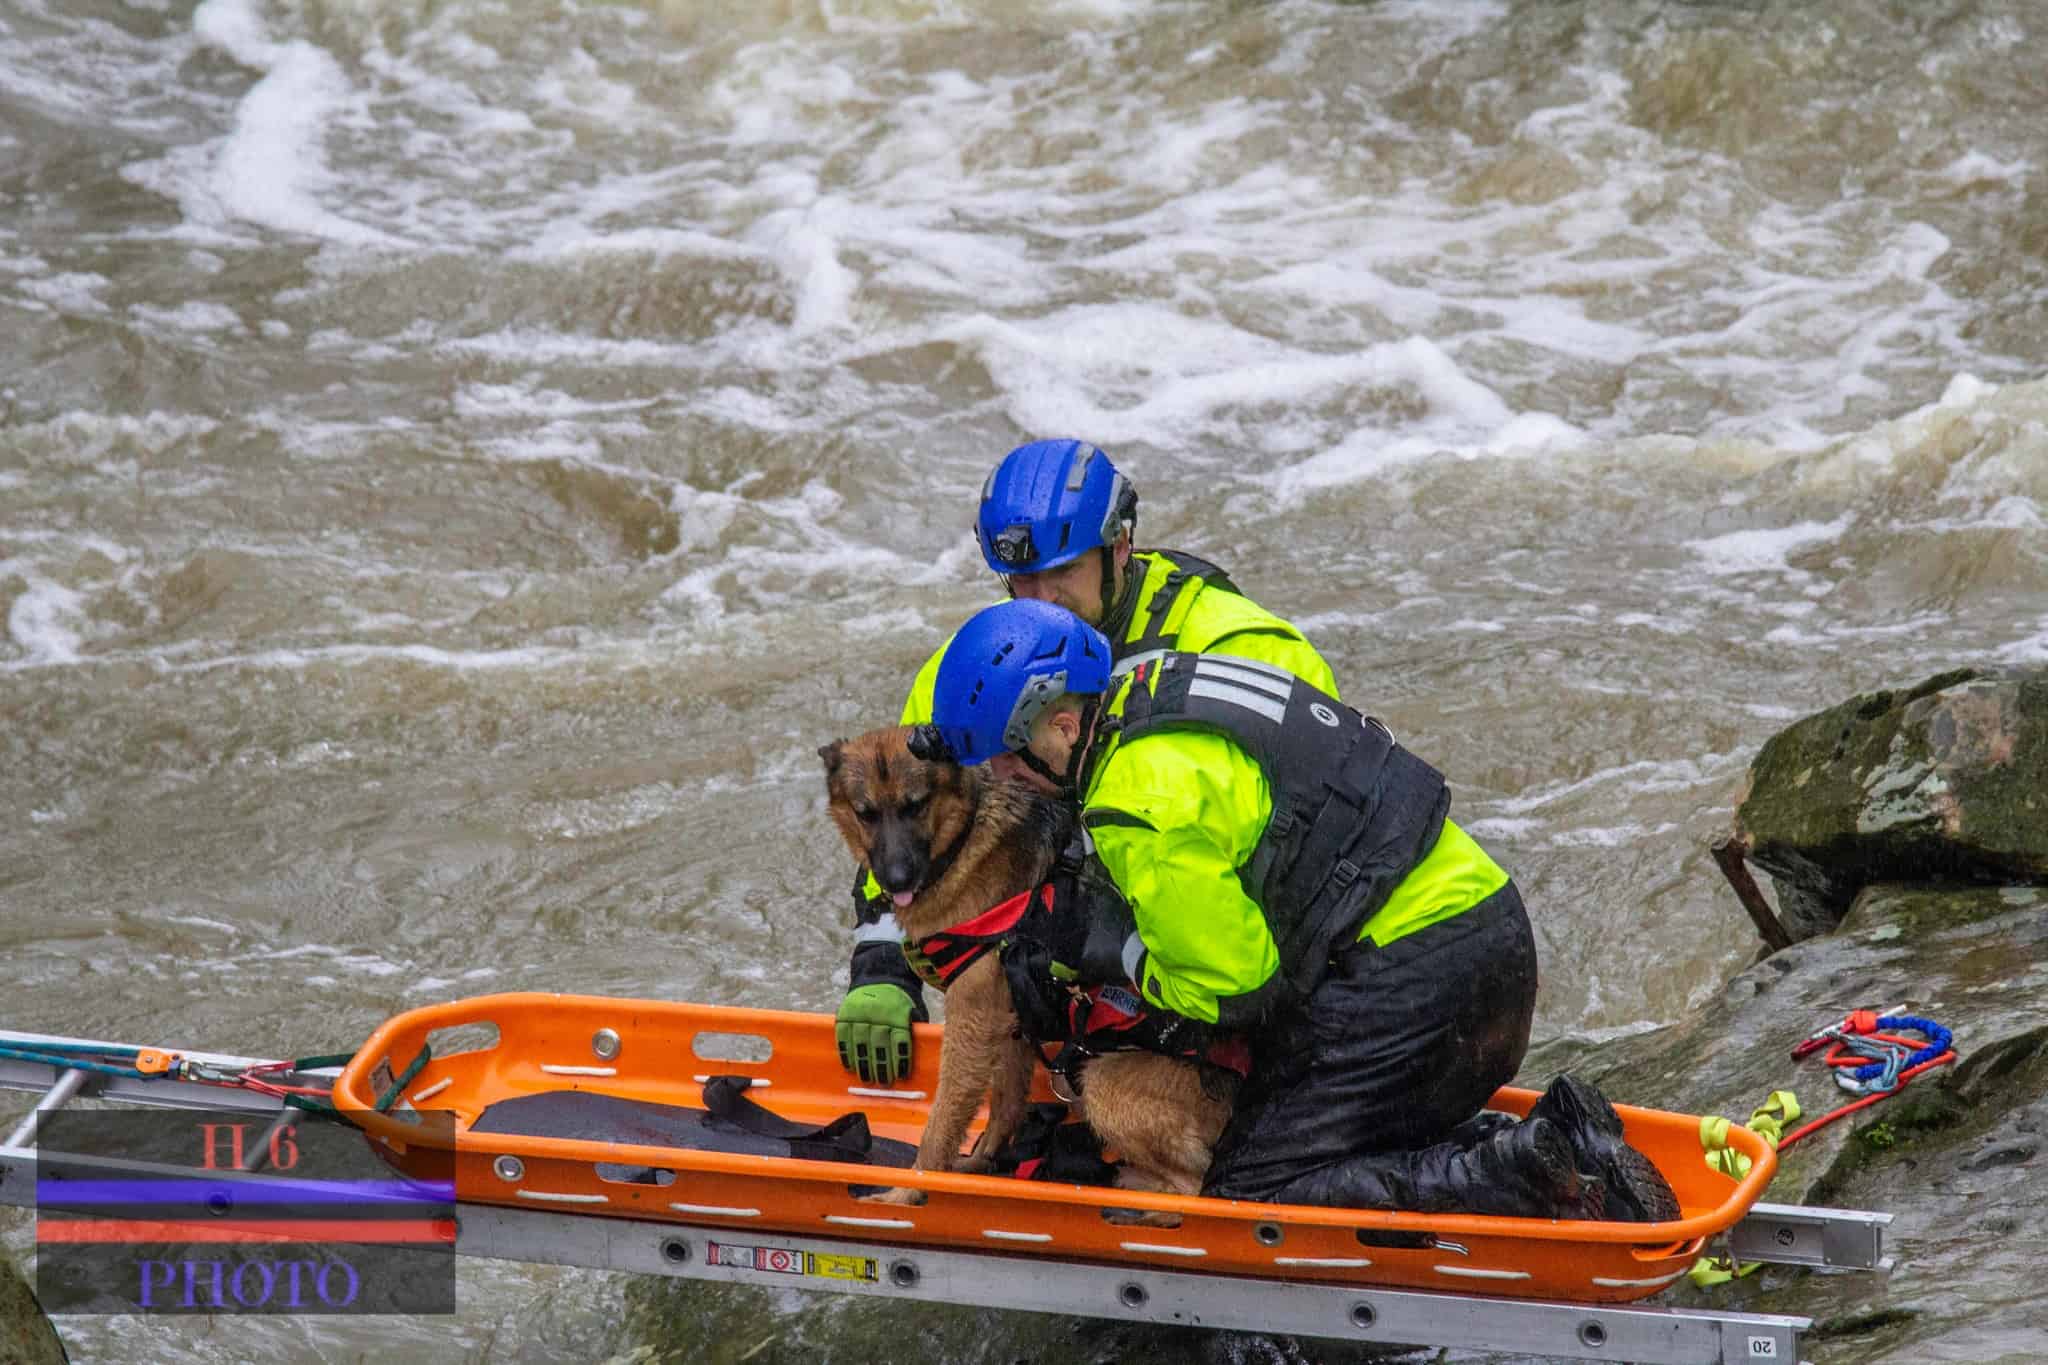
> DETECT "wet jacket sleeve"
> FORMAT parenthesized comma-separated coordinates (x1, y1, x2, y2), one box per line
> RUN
(1081, 730, 1283, 1029)
(896, 637, 950, 726)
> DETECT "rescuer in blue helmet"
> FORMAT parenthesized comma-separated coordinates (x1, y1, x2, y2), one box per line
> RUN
(919, 599, 1681, 1224)
(831, 438, 1340, 1088)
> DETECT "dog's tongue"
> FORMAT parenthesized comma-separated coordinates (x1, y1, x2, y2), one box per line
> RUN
(891, 891, 915, 908)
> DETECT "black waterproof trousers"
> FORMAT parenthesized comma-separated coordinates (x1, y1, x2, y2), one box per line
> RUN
(1202, 880, 1541, 1212)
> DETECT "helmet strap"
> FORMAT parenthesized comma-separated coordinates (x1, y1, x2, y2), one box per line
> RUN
(1064, 695, 1108, 797)
(1015, 695, 1104, 800)
(1016, 743, 1070, 795)
(1098, 543, 1140, 640)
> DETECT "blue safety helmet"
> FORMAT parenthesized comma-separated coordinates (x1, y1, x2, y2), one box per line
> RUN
(976, 440, 1137, 576)
(931, 600, 1113, 765)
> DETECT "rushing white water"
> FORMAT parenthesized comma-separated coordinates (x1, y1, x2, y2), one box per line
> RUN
(4, 0, 2046, 1359)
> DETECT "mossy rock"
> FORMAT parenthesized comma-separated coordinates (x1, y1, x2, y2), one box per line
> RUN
(1732, 666, 2048, 938)
(1, 1246, 67, 1365)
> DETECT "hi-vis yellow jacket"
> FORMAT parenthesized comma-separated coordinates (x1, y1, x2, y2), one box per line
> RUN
(1079, 656, 1510, 1028)
(897, 547, 1337, 725)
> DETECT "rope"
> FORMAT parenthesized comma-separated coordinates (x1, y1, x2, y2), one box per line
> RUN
(1691, 1007, 1957, 1289)
(0, 1040, 355, 1119)
(0, 1045, 154, 1080)
(375, 1044, 432, 1113)
(1780, 1010, 1956, 1146)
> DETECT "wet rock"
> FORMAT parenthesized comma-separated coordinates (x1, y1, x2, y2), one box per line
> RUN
(1521, 882, 2048, 1365)
(1728, 666, 2048, 940)
(1, 1246, 67, 1365)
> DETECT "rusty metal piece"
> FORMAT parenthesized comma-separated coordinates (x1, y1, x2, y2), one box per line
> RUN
(1712, 833, 1793, 954)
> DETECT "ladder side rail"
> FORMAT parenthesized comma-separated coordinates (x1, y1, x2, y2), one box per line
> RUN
(0, 1146, 1837, 1365)
(1726, 1202, 1893, 1272)
(453, 1205, 1813, 1365)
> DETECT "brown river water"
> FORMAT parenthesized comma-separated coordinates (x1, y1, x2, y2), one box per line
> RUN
(4, 0, 2046, 1359)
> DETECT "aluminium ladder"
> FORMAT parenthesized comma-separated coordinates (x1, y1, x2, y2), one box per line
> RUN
(0, 1026, 1891, 1365)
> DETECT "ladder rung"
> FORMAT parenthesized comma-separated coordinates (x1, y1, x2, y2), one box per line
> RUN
(4, 1066, 90, 1149)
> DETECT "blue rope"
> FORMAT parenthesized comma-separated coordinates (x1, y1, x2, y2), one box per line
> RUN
(0, 1039, 142, 1059)
(1835, 1015, 1952, 1093)
(0, 1045, 149, 1080)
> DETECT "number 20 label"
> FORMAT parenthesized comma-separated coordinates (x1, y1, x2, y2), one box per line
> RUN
(1747, 1337, 1779, 1359)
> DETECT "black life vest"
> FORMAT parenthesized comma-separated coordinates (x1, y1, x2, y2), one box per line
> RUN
(1109, 652, 1451, 1013)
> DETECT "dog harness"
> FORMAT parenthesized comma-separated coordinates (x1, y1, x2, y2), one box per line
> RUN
(902, 882, 1252, 1088)
(1053, 984, 1253, 1082)
(901, 884, 1059, 993)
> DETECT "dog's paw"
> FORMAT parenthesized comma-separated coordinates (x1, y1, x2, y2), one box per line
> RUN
(956, 1153, 997, 1175)
(860, 1186, 929, 1207)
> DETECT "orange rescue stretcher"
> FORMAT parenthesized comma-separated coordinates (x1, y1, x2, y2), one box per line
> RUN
(333, 992, 1777, 1305)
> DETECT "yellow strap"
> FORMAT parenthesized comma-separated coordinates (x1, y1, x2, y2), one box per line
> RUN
(1690, 1090, 1802, 1287)
(1700, 1090, 1800, 1178)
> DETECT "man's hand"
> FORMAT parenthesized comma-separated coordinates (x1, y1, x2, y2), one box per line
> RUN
(836, 983, 916, 1084)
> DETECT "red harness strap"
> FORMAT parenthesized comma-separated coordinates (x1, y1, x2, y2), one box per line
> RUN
(1063, 984, 1252, 1078)
(902, 885, 1054, 992)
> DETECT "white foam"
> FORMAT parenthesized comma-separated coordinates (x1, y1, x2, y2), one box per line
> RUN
(15, 271, 112, 314)
(1685, 515, 1853, 577)
(1994, 624, 2048, 664)
(129, 300, 243, 333)
(164, 915, 239, 935)
(1541, 822, 1680, 849)
(6, 579, 86, 665)
(182, 0, 405, 247)
(1489, 754, 1741, 818)
(1461, 817, 1544, 841)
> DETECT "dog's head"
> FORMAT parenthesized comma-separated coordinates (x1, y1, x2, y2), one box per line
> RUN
(818, 725, 976, 909)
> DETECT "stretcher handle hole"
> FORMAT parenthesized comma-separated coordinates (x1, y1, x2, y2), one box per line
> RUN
(1354, 1228, 1431, 1251)
(691, 1031, 774, 1064)
(1578, 1321, 1608, 1348)
(661, 1238, 690, 1266)
(596, 1164, 676, 1187)
(1630, 1234, 1703, 1261)
(1349, 1303, 1376, 1330)
(889, 1260, 919, 1288)
(1253, 1222, 1284, 1246)
(1117, 1282, 1147, 1309)
(425, 1022, 500, 1059)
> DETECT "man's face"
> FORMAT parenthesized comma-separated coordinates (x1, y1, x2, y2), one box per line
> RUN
(1002, 536, 1128, 625)
(987, 714, 1072, 796)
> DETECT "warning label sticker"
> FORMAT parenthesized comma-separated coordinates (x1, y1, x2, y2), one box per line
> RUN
(706, 1243, 877, 1283)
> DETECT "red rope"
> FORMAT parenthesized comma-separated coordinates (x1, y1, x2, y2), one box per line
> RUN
(1778, 1050, 1957, 1151)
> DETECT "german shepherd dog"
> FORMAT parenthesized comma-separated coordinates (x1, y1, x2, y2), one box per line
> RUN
(819, 724, 1234, 1223)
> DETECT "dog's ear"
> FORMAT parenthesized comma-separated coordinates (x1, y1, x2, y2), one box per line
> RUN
(906, 724, 956, 764)
(817, 739, 845, 774)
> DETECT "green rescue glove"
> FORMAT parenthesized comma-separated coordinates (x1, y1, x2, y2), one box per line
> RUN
(836, 983, 915, 1084)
